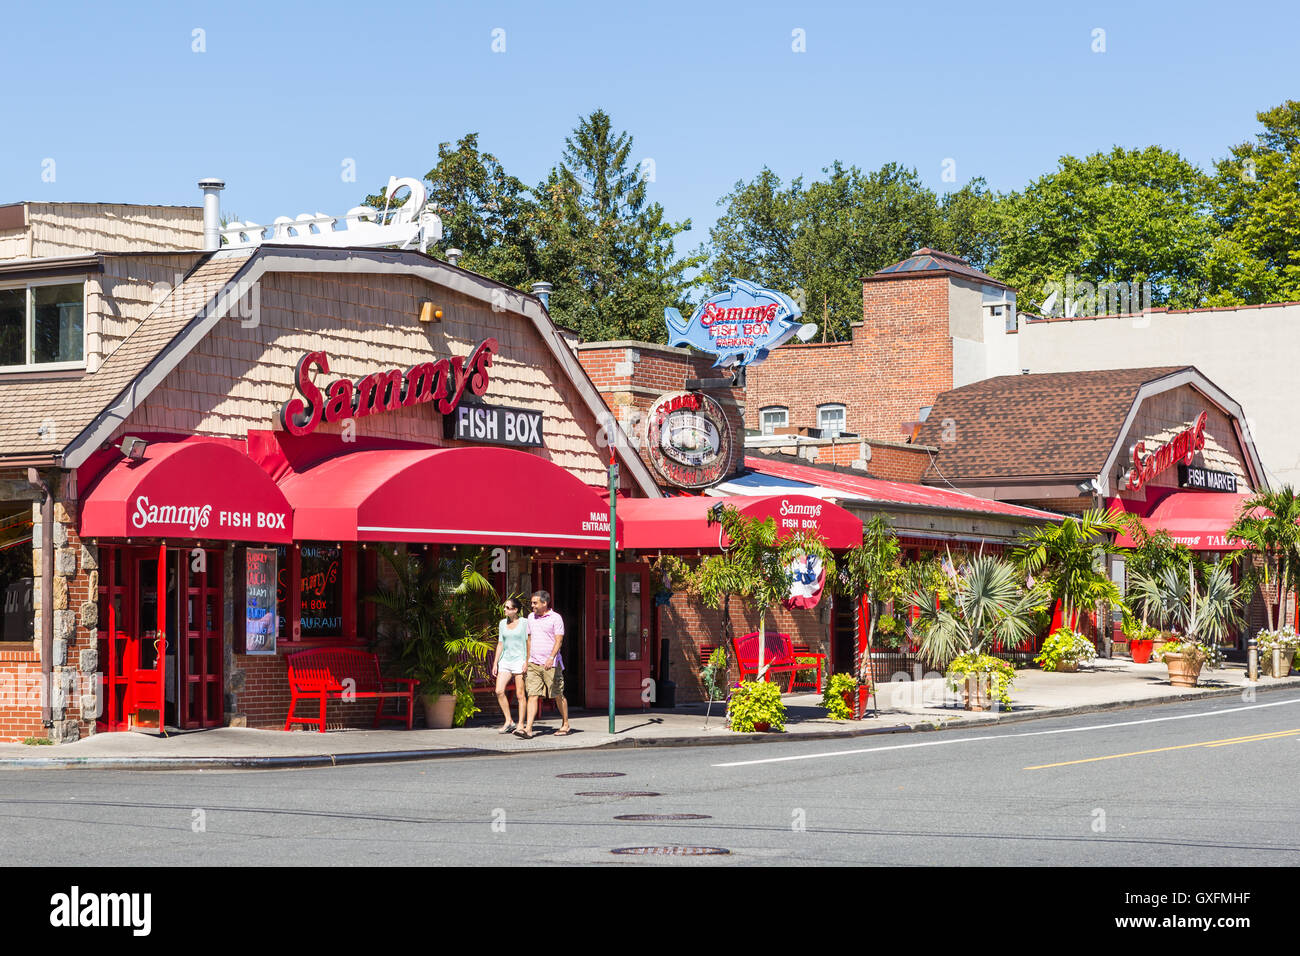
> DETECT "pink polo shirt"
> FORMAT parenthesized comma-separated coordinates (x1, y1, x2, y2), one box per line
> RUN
(527, 610, 564, 666)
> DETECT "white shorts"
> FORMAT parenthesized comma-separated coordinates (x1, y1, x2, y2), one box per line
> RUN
(499, 660, 526, 676)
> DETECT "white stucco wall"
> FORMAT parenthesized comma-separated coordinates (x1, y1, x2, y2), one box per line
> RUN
(1017, 304, 1300, 487)
(949, 280, 1020, 388)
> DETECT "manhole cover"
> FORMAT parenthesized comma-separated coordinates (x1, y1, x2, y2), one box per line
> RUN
(611, 846, 730, 856)
(574, 791, 662, 797)
(556, 772, 627, 779)
(614, 813, 711, 821)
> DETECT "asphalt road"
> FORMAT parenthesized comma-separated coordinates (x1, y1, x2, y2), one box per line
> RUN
(3, 691, 1299, 866)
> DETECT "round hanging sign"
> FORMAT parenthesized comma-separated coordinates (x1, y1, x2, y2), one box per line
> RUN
(645, 391, 736, 490)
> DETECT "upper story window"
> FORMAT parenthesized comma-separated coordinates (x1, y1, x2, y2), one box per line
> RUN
(817, 403, 846, 438)
(0, 280, 86, 371)
(760, 406, 788, 435)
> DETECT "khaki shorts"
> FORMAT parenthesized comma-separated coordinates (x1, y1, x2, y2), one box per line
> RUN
(526, 663, 564, 699)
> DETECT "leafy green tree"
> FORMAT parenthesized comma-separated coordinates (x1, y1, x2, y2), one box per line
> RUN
(838, 515, 903, 684)
(909, 555, 1046, 669)
(989, 147, 1217, 311)
(704, 162, 948, 341)
(1227, 486, 1300, 632)
(1211, 100, 1300, 303)
(1012, 508, 1122, 632)
(533, 110, 703, 341)
(692, 505, 834, 680)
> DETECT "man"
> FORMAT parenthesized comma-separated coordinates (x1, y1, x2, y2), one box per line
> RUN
(517, 589, 571, 738)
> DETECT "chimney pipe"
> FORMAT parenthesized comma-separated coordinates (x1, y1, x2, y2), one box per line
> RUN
(198, 178, 225, 251)
(531, 281, 553, 310)
(445, 248, 463, 267)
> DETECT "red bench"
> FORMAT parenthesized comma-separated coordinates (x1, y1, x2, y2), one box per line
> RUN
(734, 631, 802, 691)
(284, 648, 416, 733)
(791, 643, 828, 693)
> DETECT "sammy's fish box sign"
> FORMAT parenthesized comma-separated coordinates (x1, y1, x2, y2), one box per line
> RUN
(279, 339, 497, 436)
(132, 497, 289, 535)
(663, 278, 814, 368)
(445, 402, 544, 447)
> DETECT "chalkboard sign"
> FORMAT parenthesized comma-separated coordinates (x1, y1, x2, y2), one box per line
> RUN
(244, 549, 278, 655)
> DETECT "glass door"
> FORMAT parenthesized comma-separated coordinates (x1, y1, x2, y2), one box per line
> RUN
(181, 550, 223, 728)
(587, 564, 650, 709)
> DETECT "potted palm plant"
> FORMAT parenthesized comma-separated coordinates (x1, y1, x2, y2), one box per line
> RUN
(367, 545, 496, 728)
(909, 554, 1047, 711)
(1129, 560, 1242, 688)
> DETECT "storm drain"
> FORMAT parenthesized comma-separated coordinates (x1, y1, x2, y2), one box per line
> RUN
(614, 813, 711, 821)
(611, 846, 730, 856)
(574, 791, 661, 797)
(556, 772, 626, 779)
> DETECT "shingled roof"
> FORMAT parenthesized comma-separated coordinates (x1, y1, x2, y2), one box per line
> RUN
(868, 247, 1010, 289)
(0, 252, 249, 459)
(915, 367, 1192, 480)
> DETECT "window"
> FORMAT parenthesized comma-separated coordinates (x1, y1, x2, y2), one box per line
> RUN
(0, 280, 86, 370)
(817, 403, 846, 438)
(760, 406, 788, 435)
(0, 505, 34, 642)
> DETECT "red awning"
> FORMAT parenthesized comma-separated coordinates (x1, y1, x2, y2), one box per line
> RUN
(278, 445, 620, 548)
(80, 441, 294, 543)
(1111, 492, 1255, 551)
(618, 494, 863, 550)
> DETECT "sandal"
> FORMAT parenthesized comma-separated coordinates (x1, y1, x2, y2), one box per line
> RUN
(514, 729, 533, 739)
(554, 727, 572, 736)
(498, 723, 516, 734)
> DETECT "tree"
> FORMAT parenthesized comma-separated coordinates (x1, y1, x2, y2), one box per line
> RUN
(534, 110, 703, 341)
(838, 515, 903, 688)
(1227, 486, 1300, 632)
(1012, 509, 1123, 632)
(692, 504, 834, 682)
(909, 555, 1046, 669)
(989, 147, 1217, 312)
(1211, 100, 1300, 304)
(1115, 512, 1195, 626)
(703, 162, 947, 341)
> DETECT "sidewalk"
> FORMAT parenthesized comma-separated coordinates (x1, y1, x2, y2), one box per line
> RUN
(3, 659, 1298, 769)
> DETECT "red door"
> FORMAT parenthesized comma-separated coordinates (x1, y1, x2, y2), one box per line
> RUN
(126, 546, 169, 731)
(587, 564, 651, 709)
(180, 550, 223, 728)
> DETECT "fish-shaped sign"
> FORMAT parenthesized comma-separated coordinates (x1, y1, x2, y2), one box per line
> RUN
(664, 278, 818, 367)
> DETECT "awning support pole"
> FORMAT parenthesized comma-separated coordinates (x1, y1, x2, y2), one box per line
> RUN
(608, 457, 618, 735)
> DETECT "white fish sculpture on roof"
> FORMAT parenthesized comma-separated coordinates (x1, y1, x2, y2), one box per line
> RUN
(221, 176, 443, 253)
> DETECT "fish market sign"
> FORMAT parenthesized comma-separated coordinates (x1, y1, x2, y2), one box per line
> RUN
(664, 278, 816, 367)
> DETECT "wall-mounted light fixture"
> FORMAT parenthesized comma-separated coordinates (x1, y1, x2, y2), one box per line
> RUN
(419, 300, 442, 323)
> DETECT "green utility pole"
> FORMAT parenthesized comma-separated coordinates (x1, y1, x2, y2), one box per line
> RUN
(608, 458, 619, 734)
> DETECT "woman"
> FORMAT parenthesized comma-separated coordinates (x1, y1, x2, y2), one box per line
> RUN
(492, 598, 529, 733)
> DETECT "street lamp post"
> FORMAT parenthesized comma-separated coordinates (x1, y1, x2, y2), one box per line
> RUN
(609, 457, 618, 734)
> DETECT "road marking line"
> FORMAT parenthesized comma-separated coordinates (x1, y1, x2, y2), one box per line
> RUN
(1024, 729, 1300, 769)
(711, 696, 1300, 767)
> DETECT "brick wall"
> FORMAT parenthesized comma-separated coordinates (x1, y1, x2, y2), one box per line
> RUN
(747, 275, 954, 444)
(658, 592, 831, 703)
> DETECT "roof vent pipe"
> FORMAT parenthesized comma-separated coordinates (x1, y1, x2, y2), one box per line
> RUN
(531, 281, 554, 310)
(198, 178, 225, 251)
(445, 248, 463, 266)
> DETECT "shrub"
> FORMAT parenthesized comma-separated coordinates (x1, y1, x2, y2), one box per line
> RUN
(1034, 627, 1097, 671)
(821, 673, 859, 720)
(947, 652, 1017, 709)
(727, 680, 786, 732)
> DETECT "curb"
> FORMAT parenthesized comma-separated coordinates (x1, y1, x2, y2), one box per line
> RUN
(2, 681, 1296, 770)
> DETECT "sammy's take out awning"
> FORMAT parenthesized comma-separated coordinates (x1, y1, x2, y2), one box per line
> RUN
(80, 440, 294, 543)
(617, 494, 863, 550)
(279, 445, 620, 548)
(1112, 491, 1255, 551)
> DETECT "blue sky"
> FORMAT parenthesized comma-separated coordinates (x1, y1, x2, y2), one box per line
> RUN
(3, 0, 1297, 252)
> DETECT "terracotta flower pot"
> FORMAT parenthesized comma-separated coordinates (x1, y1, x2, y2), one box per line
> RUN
(421, 693, 455, 729)
(752, 721, 771, 732)
(1263, 648, 1295, 678)
(1130, 639, 1155, 664)
(1164, 653, 1204, 688)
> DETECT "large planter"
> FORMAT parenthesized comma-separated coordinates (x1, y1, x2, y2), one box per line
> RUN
(1263, 647, 1295, 678)
(1055, 660, 1079, 673)
(421, 693, 456, 729)
(1130, 639, 1155, 664)
(1164, 653, 1204, 688)
(964, 674, 991, 712)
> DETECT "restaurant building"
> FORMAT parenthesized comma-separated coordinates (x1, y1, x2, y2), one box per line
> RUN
(0, 185, 685, 741)
(914, 365, 1274, 646)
